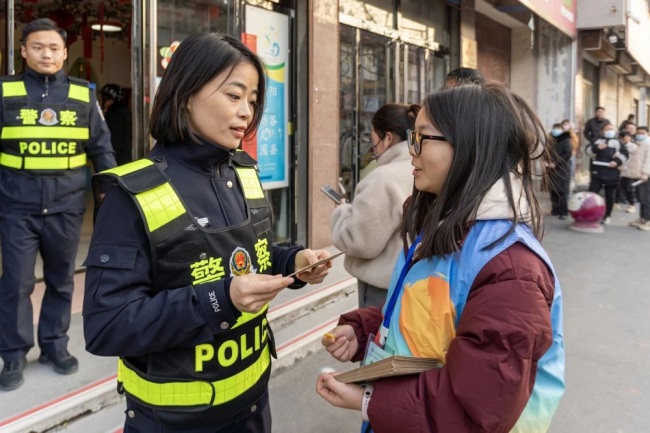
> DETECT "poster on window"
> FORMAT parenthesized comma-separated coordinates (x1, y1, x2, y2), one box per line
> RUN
(242, 5, 290, 189)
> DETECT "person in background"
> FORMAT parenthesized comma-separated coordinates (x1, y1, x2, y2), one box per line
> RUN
(0, 18, 116, 391)
(317, 83, 564, 433)
(619, 113, 635, 131)
(627, 127, 650, 231)
(623, 122, 637, 138)
(330, 103, 420, 308)
(561, 119, 580, 156)
(561, 119, 580, 186)
(443, 67, 485, 87)
(548, 123, 572, 219)
(586, 122, 628, 225)
(583, 106, 610, 145)
(83, 32, 331, 432)
(99, 83, 132, 165)
(616, 131, 637, 213)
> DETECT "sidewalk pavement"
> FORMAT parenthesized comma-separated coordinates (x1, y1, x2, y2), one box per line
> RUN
(2, 197, 650, 432)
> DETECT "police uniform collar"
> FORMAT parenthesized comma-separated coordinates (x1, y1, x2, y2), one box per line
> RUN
(164, 136, 234, 175)
(25, 67, 66, 84)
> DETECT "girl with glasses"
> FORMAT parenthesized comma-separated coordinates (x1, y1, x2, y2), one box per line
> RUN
(318, 84, 565, 433)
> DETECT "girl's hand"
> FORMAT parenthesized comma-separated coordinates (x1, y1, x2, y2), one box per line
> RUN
(316, 372, 364, 411)
(321, 325, 359, 362)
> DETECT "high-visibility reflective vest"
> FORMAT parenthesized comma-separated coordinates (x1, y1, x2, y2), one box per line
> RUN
(97, 153, 276, 414)
(0, 76, 90, 173)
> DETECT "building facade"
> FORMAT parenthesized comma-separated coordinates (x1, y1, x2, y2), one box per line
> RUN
(2, 0, 649, 249)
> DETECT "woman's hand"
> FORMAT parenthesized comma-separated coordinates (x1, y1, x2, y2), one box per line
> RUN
(316, 372, 364, 411)
(230, 274, 294, 313)
(294, 249, 332, 284)
(321, 325, 359, 362)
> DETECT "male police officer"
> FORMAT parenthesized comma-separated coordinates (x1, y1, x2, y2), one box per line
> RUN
(0, 18, 116, 391)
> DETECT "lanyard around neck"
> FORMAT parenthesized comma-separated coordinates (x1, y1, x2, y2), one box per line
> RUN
(377, 232, 423, 347)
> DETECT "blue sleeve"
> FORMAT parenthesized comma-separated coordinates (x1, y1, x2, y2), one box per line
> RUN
(85, 90, 117, 172)
(82, 185, 241, 357)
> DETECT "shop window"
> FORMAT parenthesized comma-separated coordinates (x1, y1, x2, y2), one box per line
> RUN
(156, 1, 230, 78)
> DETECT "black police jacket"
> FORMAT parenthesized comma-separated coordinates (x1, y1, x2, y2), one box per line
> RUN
(0, 67, 116, 215)
(83, 137, 304, 425)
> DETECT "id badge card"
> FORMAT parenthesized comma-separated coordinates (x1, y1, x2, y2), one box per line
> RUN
(362, 333, 392, 366)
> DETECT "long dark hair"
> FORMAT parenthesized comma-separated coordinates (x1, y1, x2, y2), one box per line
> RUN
(149, 32, 266, 145)
(401, 83, 550, 258)
(372, 104, 421, 141)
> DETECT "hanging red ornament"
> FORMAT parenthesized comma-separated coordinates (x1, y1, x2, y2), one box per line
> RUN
(99, 3, 105, 73)
(82, 12, 92, 59)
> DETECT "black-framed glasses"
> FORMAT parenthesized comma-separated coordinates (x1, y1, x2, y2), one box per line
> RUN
(406, 129, 447, 155)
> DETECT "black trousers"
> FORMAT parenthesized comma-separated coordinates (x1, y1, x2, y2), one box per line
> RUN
(550, 188, 568, 217)
(617, 177, 636, 205)
(588, 178, 618, 218)
(0, 209, 84, 361)
(637, 180, 650, 220)
(123, 399, 272, 433)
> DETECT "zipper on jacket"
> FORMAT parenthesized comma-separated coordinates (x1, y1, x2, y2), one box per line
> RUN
(42, 75, 49, 99)
(214, 151, 235, 178)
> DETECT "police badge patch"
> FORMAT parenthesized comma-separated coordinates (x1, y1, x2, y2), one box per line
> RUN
(229, 247, 256, 276)
(38, 108, 59, 125)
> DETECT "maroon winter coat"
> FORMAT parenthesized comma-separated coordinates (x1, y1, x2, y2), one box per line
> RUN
(339, 242, 555, 433)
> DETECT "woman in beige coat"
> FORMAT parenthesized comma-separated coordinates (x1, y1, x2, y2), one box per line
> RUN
(331, 104, 420, 307)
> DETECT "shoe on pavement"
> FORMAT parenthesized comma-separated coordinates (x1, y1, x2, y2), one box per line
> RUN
(0, 357, 26, 391)
(637, 221, 650, 231)
(601, 217, 611, 225)
(558, 215, 567, 220)
(38, 350, 78, 375)
(626, 205, 636, 213)
(614, 203, 621, 211)
(629, 218, 645, 227)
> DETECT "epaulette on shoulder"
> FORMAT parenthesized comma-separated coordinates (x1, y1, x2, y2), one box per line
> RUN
(67, 76, 90, 86)
(232, 149, 258, 167)
(0, 74, 24, 83)
(99, 159, 169, 195)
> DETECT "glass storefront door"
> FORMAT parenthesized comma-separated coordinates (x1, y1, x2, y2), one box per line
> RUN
(339, 26, 395, 200)
(339, 26, 448, 198)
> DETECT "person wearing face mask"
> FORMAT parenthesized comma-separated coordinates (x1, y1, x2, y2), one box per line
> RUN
(83, 32, 332, 432)
(331, 104, 420, 308)
(626, 127, 650, 231)
(547, 124, 572, 219)
(586, 123, 628, 224)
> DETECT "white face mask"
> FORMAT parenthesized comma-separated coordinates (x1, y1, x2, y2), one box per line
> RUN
(603, 130, 616, 139)
(636, 134, 648, 142)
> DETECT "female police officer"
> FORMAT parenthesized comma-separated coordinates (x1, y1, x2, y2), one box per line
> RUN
(82, 32, 331, 432)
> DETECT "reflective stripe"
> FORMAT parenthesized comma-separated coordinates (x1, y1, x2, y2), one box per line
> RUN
(232, 304, 268, 330)
(236, 168, 265, 199)
(0, 153, 22, 169)
(0, 126, 90, 140)
(135, 182, 186, 232)
(2, 81, 27, 97)
(117, 344, 271, 407)
(68, 83, 90, 102)
(0, 152, 86, 170)
(102, 158, 153, 176)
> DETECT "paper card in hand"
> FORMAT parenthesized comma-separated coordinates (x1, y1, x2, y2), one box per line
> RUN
(287, 249, 350, 278)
